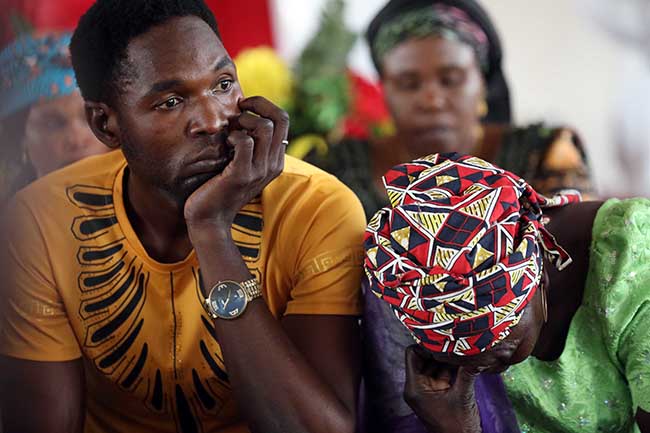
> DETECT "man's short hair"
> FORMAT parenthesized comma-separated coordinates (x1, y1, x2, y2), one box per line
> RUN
(70, 0, 221, 104)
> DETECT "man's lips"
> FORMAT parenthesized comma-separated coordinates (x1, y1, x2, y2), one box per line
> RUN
(184, 159, 230, 177)
(184, 156, 233, 178)
(184, 146, 234, 177)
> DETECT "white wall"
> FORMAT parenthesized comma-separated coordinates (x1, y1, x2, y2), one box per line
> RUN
(483, 1, 632, 194)
(271, 0, 385, 77)
(271, 0, 639, 194)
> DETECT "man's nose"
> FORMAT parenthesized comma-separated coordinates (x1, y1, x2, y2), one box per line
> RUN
(188, 96, 231, 137)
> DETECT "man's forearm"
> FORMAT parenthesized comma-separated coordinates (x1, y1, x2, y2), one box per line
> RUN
(193, 230, 355, 433)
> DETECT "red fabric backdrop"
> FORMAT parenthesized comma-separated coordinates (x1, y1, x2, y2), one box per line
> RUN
(0, 0, 275, 56)
(210, 0, 275, 57)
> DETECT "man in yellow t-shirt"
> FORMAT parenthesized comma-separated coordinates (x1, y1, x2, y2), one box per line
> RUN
(0, 1, 365, 433)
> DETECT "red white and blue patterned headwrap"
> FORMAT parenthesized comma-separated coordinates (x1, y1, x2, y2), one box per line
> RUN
(364, 153, 580, 356)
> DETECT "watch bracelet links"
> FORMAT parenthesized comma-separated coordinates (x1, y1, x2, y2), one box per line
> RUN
(242, 278, 262, 300)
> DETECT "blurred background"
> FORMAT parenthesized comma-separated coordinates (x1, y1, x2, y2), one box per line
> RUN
(272, 0, 650, 197)
(2, 0, 650, 197)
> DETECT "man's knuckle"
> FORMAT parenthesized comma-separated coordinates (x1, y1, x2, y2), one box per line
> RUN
(277, 110, 290, 125)
(260, 119, 274, 131)
(246, 170, 259, 181)
(249, 170, 264, 183)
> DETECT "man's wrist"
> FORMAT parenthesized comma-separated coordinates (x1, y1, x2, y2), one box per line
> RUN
(187, 221, 233, 251)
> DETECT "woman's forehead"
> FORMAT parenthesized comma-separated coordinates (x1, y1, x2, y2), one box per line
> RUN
(381, 35, 479, 76)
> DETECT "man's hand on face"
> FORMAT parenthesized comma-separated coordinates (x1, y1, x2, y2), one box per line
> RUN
(183, 96, 289, 239)
(404, 345, 482, 433)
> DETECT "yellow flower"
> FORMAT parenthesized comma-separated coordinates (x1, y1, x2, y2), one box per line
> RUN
(234, 46, 294, 109)
(286, 134, 329, 160)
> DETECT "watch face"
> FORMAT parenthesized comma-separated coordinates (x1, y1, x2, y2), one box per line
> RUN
(208, 281, 247, 319)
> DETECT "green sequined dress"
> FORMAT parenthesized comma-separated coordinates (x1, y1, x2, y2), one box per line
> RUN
(504, 198, 650, 433)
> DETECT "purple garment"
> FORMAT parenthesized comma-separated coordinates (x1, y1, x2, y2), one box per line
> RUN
(362, 286, 519, 433)
(474, 374, 520, 433)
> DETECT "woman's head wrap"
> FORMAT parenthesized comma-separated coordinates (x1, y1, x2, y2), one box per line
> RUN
(364, 153, 580, 356)
(366, 0, 511, 123)
(372, 4, 489, 72)
(0, 32, 78, 119)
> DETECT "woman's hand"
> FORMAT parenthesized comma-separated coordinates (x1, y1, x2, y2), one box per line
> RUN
(404, 345, 482, 433)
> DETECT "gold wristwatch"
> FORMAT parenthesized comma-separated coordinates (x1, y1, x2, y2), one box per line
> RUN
(205, 278, 262, 319)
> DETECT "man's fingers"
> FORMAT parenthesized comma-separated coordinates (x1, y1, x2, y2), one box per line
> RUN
(238, 96, 289, 170)
(233, 112, 273, 163)
(227, 130, 254, 174)
(235, 112, 271, 132)
(239, 96, 289, 125)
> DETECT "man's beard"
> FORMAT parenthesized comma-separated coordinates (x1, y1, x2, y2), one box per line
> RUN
(120, 128, 233, 206)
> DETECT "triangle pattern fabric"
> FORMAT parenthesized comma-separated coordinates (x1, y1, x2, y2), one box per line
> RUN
(459, 190, 497, 220)
(364, 153, 581, 356)
(472, 244, 495, 269)
(391, 226, 411, 251)
(410, 210, 447, 237)
(434, 246, 458, 269)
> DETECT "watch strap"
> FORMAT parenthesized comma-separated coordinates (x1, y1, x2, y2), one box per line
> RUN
(241, 278, 262, 301)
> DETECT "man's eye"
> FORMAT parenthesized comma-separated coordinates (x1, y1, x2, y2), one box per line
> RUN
(157, 97, 182, 110)
(217, 80, 233, 92)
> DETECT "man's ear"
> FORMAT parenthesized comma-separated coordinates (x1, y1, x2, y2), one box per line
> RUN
(85, 101, 120, 149)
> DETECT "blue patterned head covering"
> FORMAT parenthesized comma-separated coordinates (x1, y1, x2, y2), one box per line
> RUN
(0, 32, 78, 119)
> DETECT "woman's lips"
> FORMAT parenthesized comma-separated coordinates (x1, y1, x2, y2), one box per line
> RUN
(415, 126, 455, 141)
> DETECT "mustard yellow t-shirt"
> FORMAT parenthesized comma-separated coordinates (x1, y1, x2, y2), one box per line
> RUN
(0, 150, 365, 433)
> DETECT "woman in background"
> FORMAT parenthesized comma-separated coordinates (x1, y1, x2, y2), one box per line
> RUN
(0, 32, 108, 201)
(316, 0, 593, 219)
